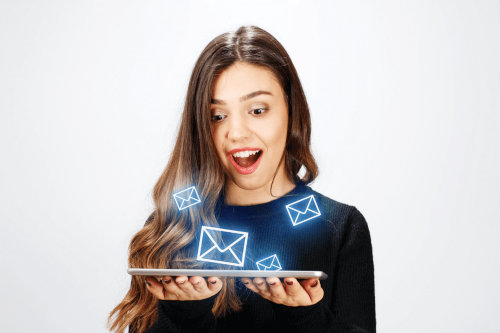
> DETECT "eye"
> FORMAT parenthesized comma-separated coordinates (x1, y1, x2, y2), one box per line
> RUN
(211, 114, 226, 122)
(250, 107, 268, 116)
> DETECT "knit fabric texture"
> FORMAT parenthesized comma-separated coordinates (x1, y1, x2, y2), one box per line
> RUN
(143, 181, 376, 333)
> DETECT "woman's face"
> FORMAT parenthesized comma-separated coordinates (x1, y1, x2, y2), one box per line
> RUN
(210, 61, 289, 192)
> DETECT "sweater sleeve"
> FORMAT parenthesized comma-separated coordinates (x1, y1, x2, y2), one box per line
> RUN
(144, 294, 217, 333)
(272, 207, 376, 333)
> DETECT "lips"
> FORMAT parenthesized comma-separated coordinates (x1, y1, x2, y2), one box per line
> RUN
(227, 147, 263, 175)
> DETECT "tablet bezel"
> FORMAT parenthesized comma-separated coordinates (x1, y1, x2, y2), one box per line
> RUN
(127, 268, 328, 280)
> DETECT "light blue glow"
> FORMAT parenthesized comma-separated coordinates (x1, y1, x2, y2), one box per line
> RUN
(197, 226, 249, 267)
(172, 186, 201, 210)
(285, 195, 321, 226)
(256, 254, 282, 271)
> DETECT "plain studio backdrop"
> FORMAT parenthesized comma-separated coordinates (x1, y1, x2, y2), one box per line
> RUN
(1, 0, 499, 332)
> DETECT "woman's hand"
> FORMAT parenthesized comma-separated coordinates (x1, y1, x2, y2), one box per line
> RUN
(144, 275, 222, 301)
(241, 277, 324, 307)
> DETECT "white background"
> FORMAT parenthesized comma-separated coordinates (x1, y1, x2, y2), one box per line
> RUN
(1, 1, 499, 332)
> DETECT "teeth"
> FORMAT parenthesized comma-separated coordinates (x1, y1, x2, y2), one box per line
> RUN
(232, 150, 260, 158)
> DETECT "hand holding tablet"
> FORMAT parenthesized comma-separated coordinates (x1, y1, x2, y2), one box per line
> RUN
(133, 268, 327, 307)
(144, 275, 223, 301)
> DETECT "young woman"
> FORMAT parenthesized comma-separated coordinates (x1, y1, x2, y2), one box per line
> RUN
(108, 25, 375, 333)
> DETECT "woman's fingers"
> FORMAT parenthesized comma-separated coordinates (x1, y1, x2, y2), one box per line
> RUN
(301, 278, 324, 304)
(241, 278, 259, 293)
(161, 276, 182, 299)
(266, 277, 286, 301)
(147, 275, 323, 304)
(283, 277, 302, 296)
(175, 275, 196, 294)
(145, 275, 223, 301)
(241, 276, 325, 306)
(189, 276, 207, 292)
(206, 277, 222, 293)
(252, 278, 271, 297)
(145, 277, 166, 300)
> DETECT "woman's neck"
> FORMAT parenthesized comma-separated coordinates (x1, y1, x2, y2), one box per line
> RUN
(224, 173, 296, 206)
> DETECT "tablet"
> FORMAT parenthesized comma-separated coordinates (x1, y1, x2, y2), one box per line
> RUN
(127, 268, 328, 280)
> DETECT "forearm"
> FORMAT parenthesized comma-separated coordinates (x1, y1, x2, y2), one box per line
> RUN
(274, 299, 372, 333)
(273, 298, 332, 333)
(144, 295, 217, 333)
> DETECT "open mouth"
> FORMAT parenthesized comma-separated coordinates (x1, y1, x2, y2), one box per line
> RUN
(233, 150, 262, 167)
(228, 149, 263, 175)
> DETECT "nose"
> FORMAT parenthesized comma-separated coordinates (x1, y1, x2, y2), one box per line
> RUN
(227, 113, 251, 143)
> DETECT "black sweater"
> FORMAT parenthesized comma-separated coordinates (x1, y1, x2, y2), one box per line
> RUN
(144, 181, 376, 333)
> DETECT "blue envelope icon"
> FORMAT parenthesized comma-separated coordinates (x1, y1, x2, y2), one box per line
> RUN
(173, 186, 201, 210)
(285, 195, 321, 226)
(256, 254, 282, 271)
(197, 226, 248, 267)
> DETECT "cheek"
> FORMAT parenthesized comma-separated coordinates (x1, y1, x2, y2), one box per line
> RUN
(264, 116, 288, 150)
(212, 128, 227, 162)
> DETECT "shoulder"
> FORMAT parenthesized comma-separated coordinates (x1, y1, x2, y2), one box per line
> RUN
(304, 183, 370, 236)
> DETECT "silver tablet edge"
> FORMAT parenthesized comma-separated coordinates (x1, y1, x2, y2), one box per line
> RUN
(127, 268, 328, 280)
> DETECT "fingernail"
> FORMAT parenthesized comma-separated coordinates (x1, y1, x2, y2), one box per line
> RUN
(243, 281, 249, 284)
(269, 281, 276, 286)
(177, 279, 185, 284)
(311, 280, 319, 287)
(285, 280, 293, 286)
(163, 278, 171, 284)
(145, 280, 151, 287)
(210, 280, 217, 284)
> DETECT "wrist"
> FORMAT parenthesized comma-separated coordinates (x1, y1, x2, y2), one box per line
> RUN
(159, 293, 218, 318)
(272, 297, 325, 317)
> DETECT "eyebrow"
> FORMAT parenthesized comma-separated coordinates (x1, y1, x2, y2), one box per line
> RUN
(211, 90, 273, 105)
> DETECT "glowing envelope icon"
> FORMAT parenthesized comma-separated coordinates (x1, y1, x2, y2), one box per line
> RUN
(285, 195, 321, 226)
(197, 226, 248, 267)
(256, 254, 282, 271)
(173, 186, 201, 211)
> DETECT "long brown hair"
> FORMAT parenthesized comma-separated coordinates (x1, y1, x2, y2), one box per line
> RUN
(108, 25, 318, 333)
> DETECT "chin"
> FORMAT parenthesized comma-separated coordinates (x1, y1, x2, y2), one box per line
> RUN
(229, 173, 270, 191)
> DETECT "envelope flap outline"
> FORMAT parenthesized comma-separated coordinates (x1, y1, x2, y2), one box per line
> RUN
(197, 226, 248, 267)
(175, 187, 195, 201)
(306, 196, 320, 214)
(187, 187, 200, 201)
(270, 255, 281, 269)
(260, 256, 274, 267)
(173, 186, 202, 210)
(257, 262, 269, 270)
(270, 255, 280, 267)
(256, 254, 282, 271)
(285, 195, 321, 226)
(203, 227, 247, 253)
(286, 196, 313, 214)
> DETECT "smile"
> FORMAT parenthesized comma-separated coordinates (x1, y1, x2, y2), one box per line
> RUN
(227, 148, 263, 175)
